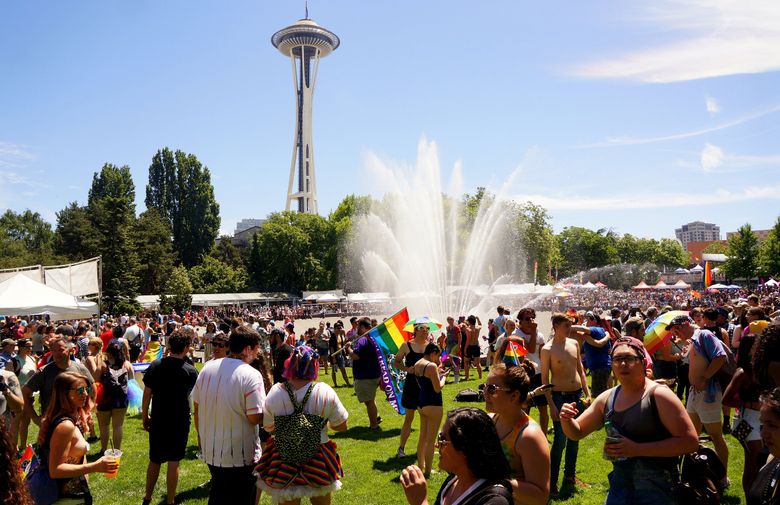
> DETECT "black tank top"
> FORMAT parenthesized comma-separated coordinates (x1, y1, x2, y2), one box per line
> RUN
(605, 384, 676, 469)
(404, 342, 425, 368)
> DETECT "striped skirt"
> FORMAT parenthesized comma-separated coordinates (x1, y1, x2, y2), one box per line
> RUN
(255, 439, 343, 503)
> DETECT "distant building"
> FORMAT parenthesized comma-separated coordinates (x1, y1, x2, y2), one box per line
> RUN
(726, 229, 771, 242)
(232, 226, 263, 248)
(235, 219, 265, 235)
(675, 221, 720, 248)
(686, 240, 727, 263)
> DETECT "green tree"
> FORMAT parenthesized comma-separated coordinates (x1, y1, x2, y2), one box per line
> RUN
(135, 209, 176, 295)
(159, 265, 193, 313)
(653, 238, 688, 267)
(189, 256, 249, 293)
(557, 227, 619, 277)
(145, 148, 220, 267)
(88, 164, 140, 312)
(758, 216, 780, 277)
(211, 236, 246, 270)
(703, 241, 729, 255)
(723, 223, 759, 282)
(249, 211, 336, 292)
(0, 209, 62, 268)
(514, 202, 557, 284)
(329, 194, 373, 290)
(54, 202, 100, 261)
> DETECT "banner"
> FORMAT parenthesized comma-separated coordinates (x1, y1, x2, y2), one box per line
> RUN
(44, 257, 100, 297)
(367, 307, 411, 415)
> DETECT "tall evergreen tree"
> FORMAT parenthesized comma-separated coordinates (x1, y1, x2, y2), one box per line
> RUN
(724, 223, 759, 283)
(145, 148, 220, 267)
(54, 202, 100, 261)
(135, 209, 176, 295)
(758, 216, 780, 277)
(88, 164, 140, 312)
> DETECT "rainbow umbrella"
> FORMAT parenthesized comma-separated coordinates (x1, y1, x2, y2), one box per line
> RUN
(403, 316, 444, 333)
(643, 310, 688, 354)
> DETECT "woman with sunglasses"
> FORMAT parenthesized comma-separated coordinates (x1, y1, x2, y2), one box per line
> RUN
(400, 407, 512, 505)
(559, 337, 698, 504)
(412, 343, 447, 477)
(37, 372, 118, 503)
(484, 361, 550, 505)
(395, 323, 431, 459)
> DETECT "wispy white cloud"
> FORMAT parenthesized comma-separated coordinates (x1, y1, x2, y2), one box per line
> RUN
(700, 143, 724, 171)
(576, 104, 780, 148)
(706, 96, 720, 116)
(571, 1, 780, 83)
(0, 141, 35, 168)
(514, 184, 780, 211)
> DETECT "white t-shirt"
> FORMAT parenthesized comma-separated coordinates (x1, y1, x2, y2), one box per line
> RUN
(263, 382, 348, 443)
(192, 357, 266, 467)
(515, 328, 545, 371)
(123, 324, 142, 342)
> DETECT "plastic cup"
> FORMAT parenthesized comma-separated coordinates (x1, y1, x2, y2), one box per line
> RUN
(104, 449, 122, 478)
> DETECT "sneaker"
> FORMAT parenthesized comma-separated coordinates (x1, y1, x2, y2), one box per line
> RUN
(377, 416, 383, 425)
(396, 447, 406, 458)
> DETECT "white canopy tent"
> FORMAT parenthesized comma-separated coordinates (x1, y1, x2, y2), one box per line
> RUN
(764, 279, 779, 287)
(0, 273, 98, 320)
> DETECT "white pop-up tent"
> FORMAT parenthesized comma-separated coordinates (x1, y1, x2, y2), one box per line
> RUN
(0, 273, 98, 320)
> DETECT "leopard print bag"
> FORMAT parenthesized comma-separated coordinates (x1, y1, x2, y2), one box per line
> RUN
(274, 382, 327, 466)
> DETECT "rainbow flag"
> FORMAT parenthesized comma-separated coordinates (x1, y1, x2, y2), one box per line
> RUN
(503, 340, 528, 367)
(368, 307, 411, 354)
(133, 340, 164, 373)
(367, 308, 411, 415)
(704, 261, 712, 287)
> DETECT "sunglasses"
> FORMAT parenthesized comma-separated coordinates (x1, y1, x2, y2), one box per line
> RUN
(72, 385, 93, 396)
(436, 432, 450, 446)
(482, 383, 512, 395)
(520, 317, 535, 322)
(212, 343, 226, 348)
(612, 355, 642, 366)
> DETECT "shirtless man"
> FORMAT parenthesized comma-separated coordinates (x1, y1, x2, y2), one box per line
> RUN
(667, 314, 729, 485)
(541, 313, 592, 495)
(463, 315, 482, 381)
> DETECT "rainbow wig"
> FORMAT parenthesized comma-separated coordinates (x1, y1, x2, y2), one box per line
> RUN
(282, 345, 320, 381)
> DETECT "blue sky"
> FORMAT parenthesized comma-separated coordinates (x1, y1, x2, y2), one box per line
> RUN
(1, 1, 779, 239)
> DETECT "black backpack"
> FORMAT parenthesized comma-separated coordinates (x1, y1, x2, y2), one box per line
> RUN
(455, 388, 483, 402)
(678, 444, 726, 505)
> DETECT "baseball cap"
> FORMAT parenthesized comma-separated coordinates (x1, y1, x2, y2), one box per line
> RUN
(666, 315, 694, 330)
(1, 338, 16, 347)
(715, 307, 729, 318)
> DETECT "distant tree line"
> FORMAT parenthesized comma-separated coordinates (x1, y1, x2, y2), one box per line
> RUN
(3, 165, 778, 312)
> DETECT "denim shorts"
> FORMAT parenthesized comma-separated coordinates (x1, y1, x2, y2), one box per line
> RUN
(606, 458, 679, 505)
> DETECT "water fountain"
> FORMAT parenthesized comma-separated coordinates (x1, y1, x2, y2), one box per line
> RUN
(345, 138, 552, 323)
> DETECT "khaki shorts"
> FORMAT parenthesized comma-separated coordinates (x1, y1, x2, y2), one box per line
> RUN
(354, 378, 379, 403)
(686, 387, 723, 425)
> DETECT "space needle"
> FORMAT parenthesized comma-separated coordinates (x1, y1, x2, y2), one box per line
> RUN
(272, 9, 340, 214)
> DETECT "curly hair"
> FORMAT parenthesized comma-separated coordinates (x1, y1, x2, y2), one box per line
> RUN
(444, 407, 510, 480)
(0, 418, 33, 504)
(751, 324, 780, 387)
(760, 387, 780, 418)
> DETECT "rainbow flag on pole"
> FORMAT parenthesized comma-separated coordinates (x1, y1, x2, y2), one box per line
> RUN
(704, 261, 712, 288)
(367, 308, 411, 415)
(503, 340, 528, 367)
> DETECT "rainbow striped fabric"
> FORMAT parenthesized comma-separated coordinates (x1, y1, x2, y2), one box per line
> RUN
(367, 308, 411, 354)
(704, 261, 712, 287)
(503, 340, 528, 367)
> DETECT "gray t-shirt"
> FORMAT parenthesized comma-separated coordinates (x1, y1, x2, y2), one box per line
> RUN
(25, 360, 94, 414)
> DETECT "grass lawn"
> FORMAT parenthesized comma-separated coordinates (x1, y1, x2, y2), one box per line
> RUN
(28, 366, 748, 504)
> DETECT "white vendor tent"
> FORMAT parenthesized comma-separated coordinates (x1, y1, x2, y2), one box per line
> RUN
(0, 273, 98, 320)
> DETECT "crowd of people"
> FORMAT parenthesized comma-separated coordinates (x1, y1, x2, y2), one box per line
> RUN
(0, 285, 779, 504)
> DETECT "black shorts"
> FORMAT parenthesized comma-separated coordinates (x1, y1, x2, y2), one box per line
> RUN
(401, 377, 420, 410)
(528, 372, 548, 407)
(149, 421, 189, 464)
(466, 345, 481, 359)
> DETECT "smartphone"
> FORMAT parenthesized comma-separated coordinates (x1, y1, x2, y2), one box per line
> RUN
(531, 383, 554, 396)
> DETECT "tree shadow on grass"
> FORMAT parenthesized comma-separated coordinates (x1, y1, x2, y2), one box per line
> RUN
(372, 454, 418, 472)
(721, 495, 742, 505)
(331, 426, 401, 441)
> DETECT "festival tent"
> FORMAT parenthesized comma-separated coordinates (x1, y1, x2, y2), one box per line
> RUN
(594, 282, 607, 288)
(632, 281, 651, 290)
(653, 280, 669, 289)
(690, 264, 704, 272)
(671, 280, 691, 289)
(764, 279, 779, 287)
(317, 294, 341, 303)
(674, 268, 690, 274)
(708, 283, 729, 290)
(580, 281, 598, 289)
(0, 273, 98, 320)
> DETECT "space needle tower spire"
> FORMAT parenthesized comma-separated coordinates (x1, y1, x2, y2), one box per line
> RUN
(272, 6, 340, 214)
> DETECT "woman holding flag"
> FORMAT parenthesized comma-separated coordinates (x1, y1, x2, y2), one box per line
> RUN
(394, 323, 431, 458)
